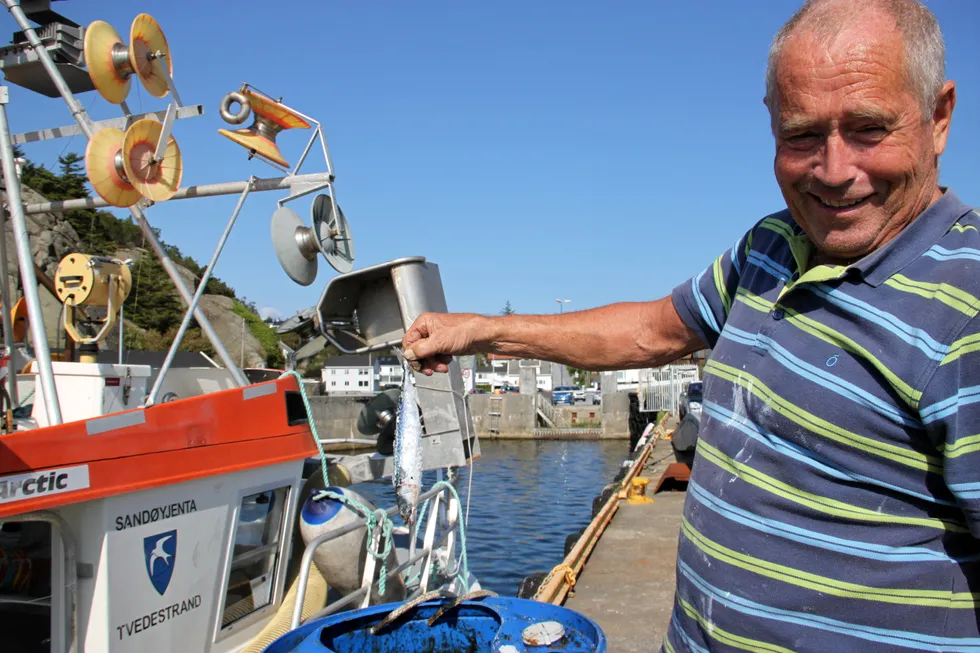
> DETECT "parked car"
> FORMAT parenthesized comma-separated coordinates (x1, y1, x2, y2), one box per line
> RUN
(678, 381, 703, 419)
(591, 389, 602, 405)
(572, 386, 586, 403)
(552, 386, 576, 405)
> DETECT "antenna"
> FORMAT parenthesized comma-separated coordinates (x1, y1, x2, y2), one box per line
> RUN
(121, 118, 182, 202)
(218, 87, 310, 167)
(83, 14, 173, 104)
(85, 127, 141, 207)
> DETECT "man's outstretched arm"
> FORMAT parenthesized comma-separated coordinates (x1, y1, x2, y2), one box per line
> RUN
(401, 295, 704, 375)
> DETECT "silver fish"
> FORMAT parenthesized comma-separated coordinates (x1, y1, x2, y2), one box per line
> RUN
(393, 360, 423, 533)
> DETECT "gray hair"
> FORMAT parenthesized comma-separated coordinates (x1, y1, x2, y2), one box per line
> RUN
(765, 0, 946, 119)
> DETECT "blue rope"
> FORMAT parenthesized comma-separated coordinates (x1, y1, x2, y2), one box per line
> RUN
(278, 370, 471, 596)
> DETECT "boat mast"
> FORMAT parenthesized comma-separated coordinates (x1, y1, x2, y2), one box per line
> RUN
(0, 86, 62, 423)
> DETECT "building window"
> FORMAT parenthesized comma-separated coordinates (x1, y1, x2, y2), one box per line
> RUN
(344, 381, 349, 386)
(220, 486, 289, 629)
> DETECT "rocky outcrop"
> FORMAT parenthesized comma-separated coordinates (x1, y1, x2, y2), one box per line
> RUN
(1, 186, 270, 365)
(198, 295, 267, 368)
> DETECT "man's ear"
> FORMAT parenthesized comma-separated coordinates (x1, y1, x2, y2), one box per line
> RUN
(932, 80, 956, 157)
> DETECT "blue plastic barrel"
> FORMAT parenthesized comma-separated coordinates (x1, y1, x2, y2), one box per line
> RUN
(263, 597, 606, 653)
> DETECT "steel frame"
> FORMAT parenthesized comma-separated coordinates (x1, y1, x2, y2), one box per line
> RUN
(0, 1, 344, 416)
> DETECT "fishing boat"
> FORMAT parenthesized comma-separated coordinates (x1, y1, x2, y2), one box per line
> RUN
(0, 3, 516, 651)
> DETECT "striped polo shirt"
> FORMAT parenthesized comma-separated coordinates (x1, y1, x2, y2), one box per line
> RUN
(665, 190, 980, 652)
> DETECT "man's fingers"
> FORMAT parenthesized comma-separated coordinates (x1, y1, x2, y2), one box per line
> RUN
(404, 337, 438, 363)
(428, 355, 452, 374)
(408, 354, 451, 375)
(402, 312, 472, 376)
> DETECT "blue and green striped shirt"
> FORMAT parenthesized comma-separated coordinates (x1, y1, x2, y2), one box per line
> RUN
(667, 190, 980, 652)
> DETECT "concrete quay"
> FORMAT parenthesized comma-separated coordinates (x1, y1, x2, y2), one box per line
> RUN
(307, 391, 644, 440)
(563, 447, 686, 651)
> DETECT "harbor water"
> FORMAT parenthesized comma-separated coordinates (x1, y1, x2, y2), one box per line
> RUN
(352, 439, 631, 595)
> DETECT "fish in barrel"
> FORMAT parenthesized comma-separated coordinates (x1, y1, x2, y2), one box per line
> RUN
(393, 359, 423, 547)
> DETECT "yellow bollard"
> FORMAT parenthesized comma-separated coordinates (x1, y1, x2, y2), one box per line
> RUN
(626, 477, 654, 504)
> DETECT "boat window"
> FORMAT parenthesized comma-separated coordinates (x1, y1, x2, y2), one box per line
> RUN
(220, 486, 289, 629)
(0, 521, 52, 653)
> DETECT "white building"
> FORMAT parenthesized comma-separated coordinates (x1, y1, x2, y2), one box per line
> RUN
(614, 368, 643, 391)
(320, 354, 408, 395)
(475, 366, 495, 387)
(484, 356, 570, 391)
(321, 354, 379, 396)
(377, 355, 403, 389)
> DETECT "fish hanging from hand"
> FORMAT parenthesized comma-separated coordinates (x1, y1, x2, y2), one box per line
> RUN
(393, 359, 423, 536)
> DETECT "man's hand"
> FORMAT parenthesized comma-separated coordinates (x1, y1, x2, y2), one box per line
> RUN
(402, 312, 491, 375)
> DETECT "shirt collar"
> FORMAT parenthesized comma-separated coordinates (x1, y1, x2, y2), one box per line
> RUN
(789, 189, 974, 288)
(855, 189, 973, 287)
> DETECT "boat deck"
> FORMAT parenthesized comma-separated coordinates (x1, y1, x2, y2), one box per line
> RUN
(564, 453, 686, 652)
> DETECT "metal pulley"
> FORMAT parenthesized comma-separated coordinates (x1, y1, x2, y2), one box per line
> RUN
(357, 388, 401, 456)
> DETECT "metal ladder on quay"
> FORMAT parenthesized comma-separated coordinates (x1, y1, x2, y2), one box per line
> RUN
(488, 395, 502, 435)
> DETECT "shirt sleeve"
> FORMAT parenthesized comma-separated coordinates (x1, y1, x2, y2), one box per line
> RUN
(670, 227, 753, 349)
(920, 315, 980, 538)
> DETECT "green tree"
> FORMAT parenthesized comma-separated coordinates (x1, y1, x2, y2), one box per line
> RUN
(16, 148, 283, 358)
(566, 366, 594, 387)
(232, 300, 285, 368)
(500, 300, 515, 315)
(124, 250, 184, 333)
(302, 344, 340, 378)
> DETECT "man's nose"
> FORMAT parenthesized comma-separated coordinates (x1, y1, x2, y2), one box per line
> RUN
(814, 133, 857, 187)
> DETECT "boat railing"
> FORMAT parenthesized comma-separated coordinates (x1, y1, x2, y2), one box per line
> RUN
(536, 392, 567, 428)
(290, 481, 463, 630)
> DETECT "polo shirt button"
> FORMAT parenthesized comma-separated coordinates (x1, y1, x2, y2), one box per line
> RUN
(772, 309, 785, 320)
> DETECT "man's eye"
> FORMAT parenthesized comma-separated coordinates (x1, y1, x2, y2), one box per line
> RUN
(784, 133, 819, 146)
(855, 126, 888, 140)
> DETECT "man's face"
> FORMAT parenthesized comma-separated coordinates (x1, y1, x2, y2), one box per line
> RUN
(769, 15, 955, 262)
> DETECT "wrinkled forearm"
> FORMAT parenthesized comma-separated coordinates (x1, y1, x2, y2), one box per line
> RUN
(474, 296, 704, 371)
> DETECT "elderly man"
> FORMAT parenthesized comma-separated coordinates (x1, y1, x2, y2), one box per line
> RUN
(403, 0, 979, 649)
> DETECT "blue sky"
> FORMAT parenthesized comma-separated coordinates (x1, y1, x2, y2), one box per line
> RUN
(5, 1, 979, 320)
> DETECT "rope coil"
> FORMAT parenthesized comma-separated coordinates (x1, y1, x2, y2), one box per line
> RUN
(542, 562, 577, 591)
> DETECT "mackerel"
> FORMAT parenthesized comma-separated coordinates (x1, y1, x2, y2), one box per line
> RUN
(393, 360, 423, 540)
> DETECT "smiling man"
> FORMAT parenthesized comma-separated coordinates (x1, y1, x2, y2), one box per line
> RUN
(402, 0, 980, 650)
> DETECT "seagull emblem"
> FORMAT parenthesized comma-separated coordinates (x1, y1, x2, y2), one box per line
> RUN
(143, 530, 177, 595)
(148, 534, 173, 573)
